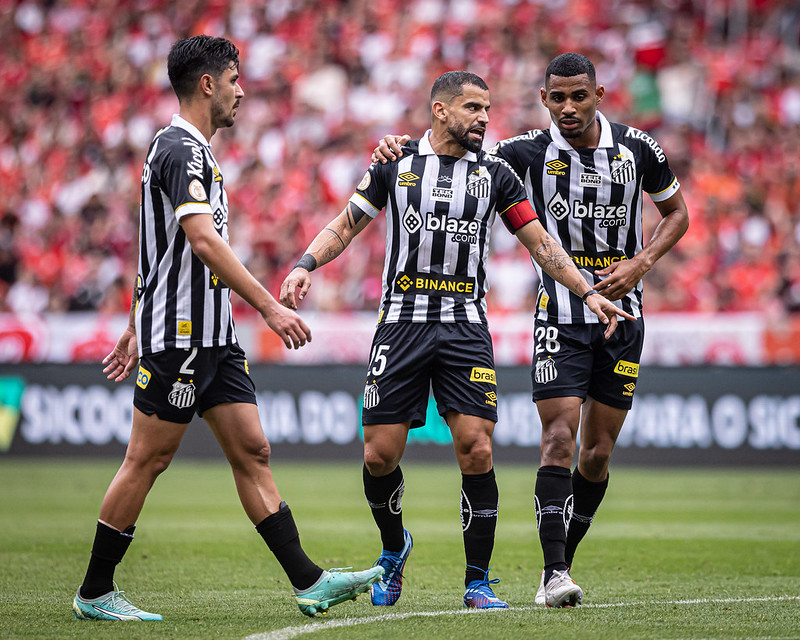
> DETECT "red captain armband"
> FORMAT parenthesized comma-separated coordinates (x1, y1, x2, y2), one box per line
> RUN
(500, 200, 538, 233)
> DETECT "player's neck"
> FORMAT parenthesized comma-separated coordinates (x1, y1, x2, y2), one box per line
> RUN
(566, 118, 601, 150)
(428, 129, 468, 158)
(178, 104, 215, 143)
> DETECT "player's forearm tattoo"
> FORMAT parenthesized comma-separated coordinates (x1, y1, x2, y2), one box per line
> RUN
(322, 227, 346, 262)
(534, 237, 573, 277)
(345, 203, 367, 228)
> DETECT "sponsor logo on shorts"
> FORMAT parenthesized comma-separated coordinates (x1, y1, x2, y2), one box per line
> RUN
(398, 171, 420, 187)
(136, 366, 151, 389)
(363, 382, 380, 409)
(168, 379, 196, 409)
(178, 321, 192, 336)
(535, 357, 558, 384)
(470, 367, 496, 385)
(394, 272, 476, 297)
(485, 391, 497, 407)
(623, 382, 636, 397)
(614, 360, 640, 378)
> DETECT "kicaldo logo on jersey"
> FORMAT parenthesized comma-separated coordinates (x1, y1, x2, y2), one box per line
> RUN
(426, 212, 479, 244)
(470, 367, 497, 385)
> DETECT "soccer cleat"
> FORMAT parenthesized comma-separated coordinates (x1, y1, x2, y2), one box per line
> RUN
(295, 566, 384, 617)
(370, 529, 413, 606)
(72, 586, 162, 621)
(544, 569, 582, 608)
(463, 567, 509, 609)
(535, 569, 546, 605)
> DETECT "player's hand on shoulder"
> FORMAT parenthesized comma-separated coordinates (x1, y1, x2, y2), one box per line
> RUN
(372, 134, 411, 164)
(280, 268, 312, 311)
(264, 300, 312, 350)
(593, 258, 648, 301)
(102, 327, 139, 383)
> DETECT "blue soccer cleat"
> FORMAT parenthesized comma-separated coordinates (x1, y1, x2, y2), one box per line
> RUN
(295, 566, 384, 617)
(370, 529, 413, 606)
(72, 585, 162, 621)
(463, 567, 509, 609)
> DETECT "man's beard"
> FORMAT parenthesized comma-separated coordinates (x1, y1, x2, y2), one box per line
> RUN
(448, 121, 483, 153)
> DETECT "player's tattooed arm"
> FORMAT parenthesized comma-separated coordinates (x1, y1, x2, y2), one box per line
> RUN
(281, 202, 373, 309)
(533, 235, 573, 277)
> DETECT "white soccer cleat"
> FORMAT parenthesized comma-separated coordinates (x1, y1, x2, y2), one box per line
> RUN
(535, 569, 546, 605)
(544, 569, 582, 608)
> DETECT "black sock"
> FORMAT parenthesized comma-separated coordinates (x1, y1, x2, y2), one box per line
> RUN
(565, 469, 608, 567)
(80, 521, 135, 599)
(363, 464, 406, 552)
(461, 468, 499, 587)
(256, 502, 323, 591)
(535, 466, 572, 584)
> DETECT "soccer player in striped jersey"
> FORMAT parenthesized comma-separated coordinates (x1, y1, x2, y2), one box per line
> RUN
(72, 35, 382, 623)
(374, 53, 689, 608)
(281, 71, 632, 610)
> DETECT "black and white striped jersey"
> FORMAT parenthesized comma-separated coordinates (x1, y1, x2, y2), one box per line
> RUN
(135, 114, 236, 356)
(349, 131, 537, 324)
(491, 111, 680, 324)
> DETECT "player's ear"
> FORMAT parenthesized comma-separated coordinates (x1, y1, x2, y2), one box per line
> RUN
(199, 73, 214, 97)
(540, 87, 547, 106)
(596, 85, 605, 104)
(431, 100, 448, 123)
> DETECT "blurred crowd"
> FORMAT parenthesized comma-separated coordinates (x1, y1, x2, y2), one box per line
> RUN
(1, 0, 799, 318)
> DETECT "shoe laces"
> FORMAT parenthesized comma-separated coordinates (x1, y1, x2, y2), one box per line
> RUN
(466, 565, 501, 594)
(374, 553, 404, 583)
(100, 584, 139, 614)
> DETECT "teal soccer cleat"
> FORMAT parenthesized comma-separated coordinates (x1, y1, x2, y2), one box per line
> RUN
(370, 529, 413, 606)
(72, 586, 162, 621)
(295, 566, 384, 617)
(463, 567, 509, 609)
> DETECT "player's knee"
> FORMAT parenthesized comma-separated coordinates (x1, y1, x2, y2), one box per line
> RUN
(579, 443, 613, 478)
(540, 428, 576, 465)
(363, 449, 399, 477)
(124, 448, 176, 479)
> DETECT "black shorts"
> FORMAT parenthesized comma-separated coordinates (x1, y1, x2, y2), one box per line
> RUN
(133, 343, 256, 423)
(361, 322, 498, 428)
(531, 318, 644, 410)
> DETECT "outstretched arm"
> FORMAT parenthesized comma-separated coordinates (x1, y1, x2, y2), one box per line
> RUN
(592, 190, 689, 300)
(515, 220, 637, 339)
(280, 202, 373, 309)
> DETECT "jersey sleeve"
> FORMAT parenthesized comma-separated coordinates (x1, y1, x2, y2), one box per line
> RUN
(488, 130, 539, 177)
(155, 135, 214, 220)
(492, 160, 538, 233)
(348, 159, 393, 218)
(635, 129, 680, 202)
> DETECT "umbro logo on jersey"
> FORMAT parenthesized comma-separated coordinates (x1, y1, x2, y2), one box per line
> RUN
(546, 159, 568, 175)
(398, 171, 420, 187)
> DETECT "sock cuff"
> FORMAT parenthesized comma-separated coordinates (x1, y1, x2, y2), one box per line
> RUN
(461, 467, 495, 484)
(537, 465, 571, 479)
(573, 468, 609, 488)
(91, 521, 134, 563)
(256, 502, 299, 551)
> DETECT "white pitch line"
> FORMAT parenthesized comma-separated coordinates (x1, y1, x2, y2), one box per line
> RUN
(244, 596, 800, 640)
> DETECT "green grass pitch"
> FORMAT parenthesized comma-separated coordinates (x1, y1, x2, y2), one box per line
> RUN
(0, 459, 798, 639)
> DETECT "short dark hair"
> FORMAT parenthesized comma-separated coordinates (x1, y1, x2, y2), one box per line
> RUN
(167, 35, 240, 100)
(545, 52, 596, 84)
(430, 71, 489, 104)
